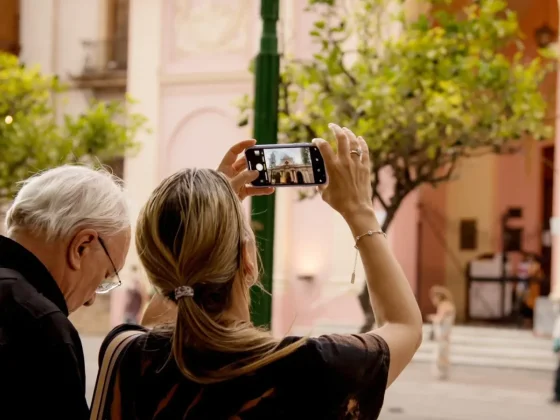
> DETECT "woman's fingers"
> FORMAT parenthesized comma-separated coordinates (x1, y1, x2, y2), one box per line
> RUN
(312, 138, 335, 168)
(243, 186, 275, 198)
(329, 123, 350, 157)
(232, 155, 248, 173)
(217, 139, 257, 176)
(230, 169, 274, 201)
(358, 136, 370, 168)
(343, 127, 361, 161)
(230, 170, 259, 192)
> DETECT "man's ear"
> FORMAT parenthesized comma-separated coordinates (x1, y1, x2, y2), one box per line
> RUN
(67, 228, 98, 270)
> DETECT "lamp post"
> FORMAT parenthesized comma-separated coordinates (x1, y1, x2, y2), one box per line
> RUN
(250, 0, 280, 328)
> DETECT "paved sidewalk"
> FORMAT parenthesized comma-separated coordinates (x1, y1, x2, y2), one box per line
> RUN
(380, 363, 557, 420)
(83, 336, 559, 419)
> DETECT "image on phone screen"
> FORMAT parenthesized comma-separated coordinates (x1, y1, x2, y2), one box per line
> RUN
(245, 144, 327, 187)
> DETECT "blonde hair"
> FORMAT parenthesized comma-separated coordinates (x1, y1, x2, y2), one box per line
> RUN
(136, 168, 304, 384)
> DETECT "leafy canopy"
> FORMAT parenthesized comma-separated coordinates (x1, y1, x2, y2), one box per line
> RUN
(0, 52, 148, 202)
(238, 0, 554, 229)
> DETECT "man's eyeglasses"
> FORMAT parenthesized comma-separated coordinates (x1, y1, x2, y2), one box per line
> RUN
(96, 236, 122, 294)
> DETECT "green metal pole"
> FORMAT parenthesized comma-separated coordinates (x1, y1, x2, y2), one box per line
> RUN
(250, 0, 280, 328)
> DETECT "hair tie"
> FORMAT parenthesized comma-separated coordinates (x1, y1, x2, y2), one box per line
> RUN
(174, 285, 194, 301)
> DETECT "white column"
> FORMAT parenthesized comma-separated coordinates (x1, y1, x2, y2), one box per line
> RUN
(19, 0, 55, 71)
(110, 0, 163, 326)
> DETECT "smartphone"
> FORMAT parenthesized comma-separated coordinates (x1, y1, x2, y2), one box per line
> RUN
(245, 143, 327, 187)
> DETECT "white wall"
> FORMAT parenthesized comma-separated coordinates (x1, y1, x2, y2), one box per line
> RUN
(19, 0, 105, 123)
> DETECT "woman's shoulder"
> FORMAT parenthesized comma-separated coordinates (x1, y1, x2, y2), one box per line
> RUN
(98, 323, 163, 367)
(280, 333, 390, 418)
(281, 332, 390, 382)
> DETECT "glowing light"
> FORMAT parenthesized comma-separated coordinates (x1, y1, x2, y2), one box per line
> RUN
(4, 115, 13, 124)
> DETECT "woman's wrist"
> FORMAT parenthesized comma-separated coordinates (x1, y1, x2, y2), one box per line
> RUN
(342, 206, 381, 236)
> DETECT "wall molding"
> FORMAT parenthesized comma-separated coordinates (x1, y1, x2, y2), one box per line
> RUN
(159, 71, 252, 86)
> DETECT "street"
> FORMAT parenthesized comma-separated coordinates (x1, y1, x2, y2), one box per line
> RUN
(83, 335, 558, 419)
(380, 364, 557, 420)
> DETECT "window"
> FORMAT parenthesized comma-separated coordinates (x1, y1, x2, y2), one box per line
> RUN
(107, 0, 129, 70)
(459, 219, 477, 251)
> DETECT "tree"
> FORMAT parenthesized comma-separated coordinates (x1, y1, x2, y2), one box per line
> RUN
(269, 151, 278, 167)
(301, 147, 311, 165)
(0, 52, 148, 203)
(238, 0, 553, 232)
(237, 0, 554, 331)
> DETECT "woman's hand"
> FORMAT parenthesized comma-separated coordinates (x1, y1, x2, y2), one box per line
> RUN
(217, 139, 274, 201)
(313, 124, 373, 218)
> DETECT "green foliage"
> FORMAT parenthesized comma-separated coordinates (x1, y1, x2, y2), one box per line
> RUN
(238, 0, 554, 229)
(0, 52, 148, 202)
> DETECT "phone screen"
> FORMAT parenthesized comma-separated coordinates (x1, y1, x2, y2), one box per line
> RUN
(245, 144, 327, 187)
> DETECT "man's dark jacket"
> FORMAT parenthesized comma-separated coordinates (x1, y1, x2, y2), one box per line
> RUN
(0, 236, 89, 419)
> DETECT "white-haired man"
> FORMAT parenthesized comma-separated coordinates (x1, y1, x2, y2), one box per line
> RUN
(0, 140, 271, 419)
(0, 165, 130, 418)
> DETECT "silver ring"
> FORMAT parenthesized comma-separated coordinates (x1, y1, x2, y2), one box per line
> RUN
(350, 149, 363, 157)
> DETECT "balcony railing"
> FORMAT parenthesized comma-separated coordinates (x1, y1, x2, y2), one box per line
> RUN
(82, 37, 128, 74)
(71, 37, 128, 91)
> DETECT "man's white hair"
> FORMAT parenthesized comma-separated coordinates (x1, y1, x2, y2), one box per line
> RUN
(5, 165, 130, 241)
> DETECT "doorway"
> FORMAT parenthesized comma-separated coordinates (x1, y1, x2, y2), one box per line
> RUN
(541, 145, 553, 296)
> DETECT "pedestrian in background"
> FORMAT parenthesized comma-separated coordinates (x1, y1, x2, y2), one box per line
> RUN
(123, 265, 148, 324)
(552, 296, 560, 404)
(428, 285, 456, 380)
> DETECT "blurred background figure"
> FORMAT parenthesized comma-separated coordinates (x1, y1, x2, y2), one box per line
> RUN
(428, 285, 456, 380)
(123, 265, 148, 324)
(552, 298, 560, 404)
(516, 253, 544, 329)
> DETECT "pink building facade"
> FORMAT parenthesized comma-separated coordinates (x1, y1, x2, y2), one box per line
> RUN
(109, 0, 422, 335)
(109, 0, 560, 334)
(15, 0, 560, 333)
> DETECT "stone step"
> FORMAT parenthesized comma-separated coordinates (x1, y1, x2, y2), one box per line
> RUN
(433, 324, 544, 339)
(421, 331, 550, 350)
(413, 352, 556, 372)
(416, 340, 554, 362)
(295, 323, 557, 372)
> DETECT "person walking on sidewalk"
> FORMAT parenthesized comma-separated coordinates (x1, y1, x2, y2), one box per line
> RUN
(428, 285, 456, 380)
(552, 296, 560, 404)
(123, 265, 148, 324)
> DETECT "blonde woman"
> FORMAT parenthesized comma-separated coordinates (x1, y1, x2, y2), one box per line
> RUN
(428, 285, 456, 380)
(97, 126, 422, 419)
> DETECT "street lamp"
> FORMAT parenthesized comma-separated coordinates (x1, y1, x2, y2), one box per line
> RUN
(250, 0, 280, 328)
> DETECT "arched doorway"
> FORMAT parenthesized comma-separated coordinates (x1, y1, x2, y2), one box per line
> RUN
(285, 172, 292, 184)
(273, 173, 281, 184)
(296, 171, 304, 184)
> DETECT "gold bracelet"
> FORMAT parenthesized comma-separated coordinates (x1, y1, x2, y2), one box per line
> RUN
(351, 229, 386, 284)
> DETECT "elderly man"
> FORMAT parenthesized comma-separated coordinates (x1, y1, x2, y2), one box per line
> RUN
(0, 165, 130, 419)
(0, 140, 269, 419)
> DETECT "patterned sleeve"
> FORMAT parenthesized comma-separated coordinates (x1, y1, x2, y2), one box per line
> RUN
(306, 333, 390, 419)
